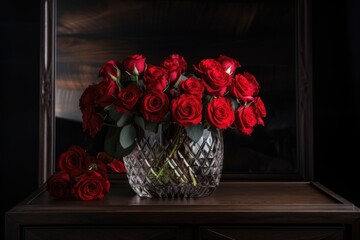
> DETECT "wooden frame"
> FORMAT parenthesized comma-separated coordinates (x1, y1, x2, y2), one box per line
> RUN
(39, 0, 313, 185)
(40, 0, 56, 185)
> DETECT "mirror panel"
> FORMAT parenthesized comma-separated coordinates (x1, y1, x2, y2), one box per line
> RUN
(40, 0, 312, 183)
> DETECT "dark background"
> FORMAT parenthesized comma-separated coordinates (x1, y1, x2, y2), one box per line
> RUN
(1, 1, 359, 239)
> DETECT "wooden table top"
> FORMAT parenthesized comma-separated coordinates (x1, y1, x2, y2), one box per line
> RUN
(7, 182, 360, 225)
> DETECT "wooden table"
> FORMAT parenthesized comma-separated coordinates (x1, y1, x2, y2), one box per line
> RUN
(6, 182, 360, 240)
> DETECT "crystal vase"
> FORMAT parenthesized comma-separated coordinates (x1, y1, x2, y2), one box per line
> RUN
(123, 125, 224, 198)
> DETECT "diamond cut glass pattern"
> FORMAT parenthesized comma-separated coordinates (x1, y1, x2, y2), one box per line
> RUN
(123, 127, 224, 198)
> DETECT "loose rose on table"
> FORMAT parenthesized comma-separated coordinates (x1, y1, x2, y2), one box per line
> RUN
(47, 146, 125, 200)
(46, 171, 72, 199)
(72, 170, 110, 201)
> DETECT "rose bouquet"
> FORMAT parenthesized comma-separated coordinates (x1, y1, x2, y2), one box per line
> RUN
(47, 53, 266, 199)
(80, 54, 265, 152)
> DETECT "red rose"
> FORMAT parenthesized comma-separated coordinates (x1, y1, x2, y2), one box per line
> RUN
(141, 90, 170, 122)
(228, 72, 259, 102)
(95, 79, 119, 108)
(58, 145, 87, 171)
(143, 65, 169, 91)
(178, 77, 204, 99)
(72, 170, 110, 201)
(79, 84, 111, 133)
(217, 55, 241, 75)
(46, 171, 72, 199)
(243, 72, 259, 95)
(107, 159, 126, 173)
(253, 97, 266, 126)
(86, 156, 108, 174)
(161, 54, 187, 85)
(122, 54, 146, 75)
(194, 59, 222, 75)
(82, 106, 103, 137)
(171, 94, 202, 127)
(202, 67, 232, 96)
(96, 152, 126, 173)
(115, 85, 143, 113)
(79, 84, 97, 111)
(207, 97, 235, 129)
(195, 58, 232, 96)
(96, 152, 114, 163)
(234, 106, 257, 135)
(98, 59, 120, 80)
(79, 79, 118, 110)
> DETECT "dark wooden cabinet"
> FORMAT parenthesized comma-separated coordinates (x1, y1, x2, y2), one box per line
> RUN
(23, 227, 179, 240)
(199, 227, 345, 240)
(5, 182, 360, 240)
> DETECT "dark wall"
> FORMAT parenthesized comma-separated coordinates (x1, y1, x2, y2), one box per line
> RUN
(1, 0, 359, 239)
(313, 0, 360, 206)
(0, 2, 40, 239)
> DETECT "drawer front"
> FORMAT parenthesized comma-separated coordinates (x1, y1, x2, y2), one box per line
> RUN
(23, 226, 177, 240)
(200, 227, 344, 240)
(22, 225, 345, 240)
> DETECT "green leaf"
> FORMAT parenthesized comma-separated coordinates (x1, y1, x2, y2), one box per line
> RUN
(145, 121, 158, 132)
(121, 74, 137, 86)
(117, 113, 132, 128)
(174, 74, 188, 88)
(228, 96, 240, 111)
(109, 73, 118, 82)
(185, 124, 204, 142)
(244, 101, 253, 108)
(163, 112, 171, 122)
(210, 127, 221, 138)
(133, 66, 139, 75)
(134, 116, 145, 130)
(108, 65, 121, 82)
(129, 74, 137, 82)
(204, 95, 213, 105)
(108, 104, 122, 122)
(120, 124, 136, 148)
(114, 141, 135, 158)
(187, 73, 199, 79)
(162, 121, 171, 132)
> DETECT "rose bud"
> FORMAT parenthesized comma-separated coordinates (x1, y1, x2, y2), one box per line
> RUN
(161, 54, 187, 85)
(143, 65, 169, 91)
(98, 59, 121, 81)
(217, 55, 241, 75)
(122, 54, 146, 75)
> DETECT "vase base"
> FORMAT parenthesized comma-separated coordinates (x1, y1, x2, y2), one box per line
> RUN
(130, 183, 220, 198)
